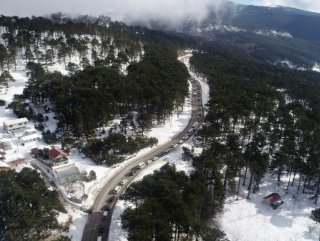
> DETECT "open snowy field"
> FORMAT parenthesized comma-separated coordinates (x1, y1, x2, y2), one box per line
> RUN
(221, 174, 320, 241)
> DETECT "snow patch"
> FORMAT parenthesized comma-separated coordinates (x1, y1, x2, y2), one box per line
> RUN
(221, 174, 319, 241)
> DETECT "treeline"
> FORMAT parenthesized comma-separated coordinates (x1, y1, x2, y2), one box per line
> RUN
(0, 168, 65, 241)
(83, 134, 158, 165)
(121, 164, 227, 241)
(190, 45, 320, 202)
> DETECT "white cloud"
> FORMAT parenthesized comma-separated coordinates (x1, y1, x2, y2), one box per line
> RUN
(0, 0, 227, 27)
(262, 0, 320, 12)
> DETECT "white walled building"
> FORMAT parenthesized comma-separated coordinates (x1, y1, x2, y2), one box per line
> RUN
(3, 118, 28, 133)
(19, 133, 41, 144)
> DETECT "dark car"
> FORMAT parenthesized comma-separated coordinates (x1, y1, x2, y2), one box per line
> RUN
(107, 196, 116, 203)
(99, 226, 105, 234)
(104, 205, 111, 211)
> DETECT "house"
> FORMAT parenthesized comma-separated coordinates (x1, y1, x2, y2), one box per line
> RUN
(0, 141, 12, 151)
(7, 158, 27, 168)
(0, 161, 10, 172)
(31, 148, 43, 157)
(47, 146, 68, 166)
(52, 163, 81, 185)
(19, 133, 41, 144)
(263, 193, 284, 209)
(3, 118, 28, 133)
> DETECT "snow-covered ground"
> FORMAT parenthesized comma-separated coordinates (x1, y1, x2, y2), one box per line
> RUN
(312, 63, 320, 73)
(221, 174, 320, 241)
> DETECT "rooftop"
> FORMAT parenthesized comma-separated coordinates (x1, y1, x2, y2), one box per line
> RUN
(3, 118, 28, 126)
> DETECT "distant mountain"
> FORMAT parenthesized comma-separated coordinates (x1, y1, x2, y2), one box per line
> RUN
(209, 3, 320, 43)
(168, 2, 320, 69)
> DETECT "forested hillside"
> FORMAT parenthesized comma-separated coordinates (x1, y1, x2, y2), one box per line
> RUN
(121, 164, 226, 241)
(190, 45, 320, 202)
(0, 15, 189, 165)
(0, 169, 65, 241)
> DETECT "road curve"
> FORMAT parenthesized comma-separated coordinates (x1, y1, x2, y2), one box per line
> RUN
(81, 53, 204, 241)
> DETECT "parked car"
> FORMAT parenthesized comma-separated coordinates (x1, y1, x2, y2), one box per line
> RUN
(112, 186, 121, 194)
(120, 179, 128, 185)
(137, 162, 146, 169)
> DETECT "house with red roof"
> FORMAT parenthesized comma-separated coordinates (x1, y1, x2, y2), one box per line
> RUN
(47, 146, 68, 166)
(263, 193, 283, 209)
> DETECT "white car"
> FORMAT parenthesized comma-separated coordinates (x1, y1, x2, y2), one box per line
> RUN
(171, 144, 177, 148)
(138, 162, 146, 169)
(146, 160, 153, 165)
(120, 179, 127, 185)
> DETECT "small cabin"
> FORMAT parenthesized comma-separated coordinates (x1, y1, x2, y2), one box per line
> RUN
(0, 141, 12, 151)
(0, 161, 10, 172)
(263, 193, 283, 209)
(47, 146, 68, 166)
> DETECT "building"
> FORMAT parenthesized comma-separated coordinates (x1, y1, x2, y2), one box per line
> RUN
(48, 146, 68, 166)
(19, 133, 41, 144)
(3, 118, 28, 133)
(52, 163, 81, 185)
(7, 158, 27, 168)
(31, 148, 43, 158)
(0, 161, 10, 172)
(0, 141, 12, 151)
(263, 193, 284, 209)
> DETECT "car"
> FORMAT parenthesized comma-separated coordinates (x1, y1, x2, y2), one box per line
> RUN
(171, 144, 177, 148)
(104, 205, 111, 211)
(137, 162, 146, 169)
(120, 179, 128, 185)
(187, 128, 194, 134)
(146, 159, 153, 165)
(102, 211, 108, 219)
(112, 186, 121, 194)
(128, 170, 135, 176)
(157, 152, 164, 158)
(183, 136, 189, 140)
(152, 156, 159, 161)
(178, 140, 184, 144)
(81, 207, 93, 214)
(98, 226, 105, 233)
(107, 196, 116, 203)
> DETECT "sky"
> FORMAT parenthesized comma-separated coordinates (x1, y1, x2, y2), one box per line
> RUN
(0, 0, 319, 24)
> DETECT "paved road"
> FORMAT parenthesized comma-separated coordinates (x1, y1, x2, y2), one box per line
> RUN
(82, 55, 204, 241)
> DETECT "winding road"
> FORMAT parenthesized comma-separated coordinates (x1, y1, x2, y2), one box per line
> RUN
(81, 53, 204, 241)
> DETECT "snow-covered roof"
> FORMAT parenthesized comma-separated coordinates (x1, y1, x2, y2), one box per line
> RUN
(20, 134, 41, 142)
(53, 163, 81, 185)
(48, 147, 67, 159)
(3, 118, 28, 126)
(0, 161, 10, 168)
